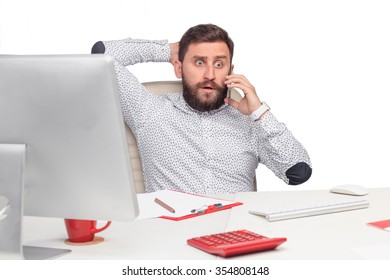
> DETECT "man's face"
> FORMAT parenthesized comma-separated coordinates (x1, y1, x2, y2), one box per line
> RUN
(175, 41, 231, 112)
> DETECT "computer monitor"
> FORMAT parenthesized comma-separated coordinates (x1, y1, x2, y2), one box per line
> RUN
(0, 54, 139, 259)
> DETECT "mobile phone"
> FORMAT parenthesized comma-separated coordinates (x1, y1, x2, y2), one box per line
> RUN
(227, 64, 233, 105)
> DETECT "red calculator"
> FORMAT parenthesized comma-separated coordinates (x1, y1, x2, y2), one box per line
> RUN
(187, 229, 286, 257)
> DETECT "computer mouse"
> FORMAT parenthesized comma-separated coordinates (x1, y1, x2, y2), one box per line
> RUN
(329, 184, 369, 196)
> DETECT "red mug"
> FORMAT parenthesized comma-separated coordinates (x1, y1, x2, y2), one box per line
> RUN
(64, 219, 111, 243)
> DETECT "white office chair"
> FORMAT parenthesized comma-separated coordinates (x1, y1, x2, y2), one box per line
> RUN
(124, 81, 246, 193)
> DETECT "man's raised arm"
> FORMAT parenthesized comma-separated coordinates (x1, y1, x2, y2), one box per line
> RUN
(91, 38, 171, 66)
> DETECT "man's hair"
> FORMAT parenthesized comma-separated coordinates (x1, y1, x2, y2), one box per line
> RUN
(179, 24, 234, 63)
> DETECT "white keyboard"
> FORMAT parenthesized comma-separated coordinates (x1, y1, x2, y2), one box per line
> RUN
(249, 197, 369, 222)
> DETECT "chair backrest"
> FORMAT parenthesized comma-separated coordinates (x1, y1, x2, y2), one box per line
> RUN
(125, 81, 245, 193)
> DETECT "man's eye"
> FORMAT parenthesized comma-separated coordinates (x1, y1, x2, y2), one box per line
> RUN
(195, 60, 204, 66)
(214, 61, 223, 68)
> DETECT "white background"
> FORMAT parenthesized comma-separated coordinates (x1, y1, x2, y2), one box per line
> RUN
(1, 0, 390, 191)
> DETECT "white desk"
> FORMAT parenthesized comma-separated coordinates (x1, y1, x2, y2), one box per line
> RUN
(22, 188, 390, 259)
(226, 189, 390, 259)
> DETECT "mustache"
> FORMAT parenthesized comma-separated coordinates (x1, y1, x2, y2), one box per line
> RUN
(196, 81, 221, 89)
(196, 81, 225, 92)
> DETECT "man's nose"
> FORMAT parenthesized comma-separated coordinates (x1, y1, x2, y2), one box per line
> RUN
(204, 64, 215, 80)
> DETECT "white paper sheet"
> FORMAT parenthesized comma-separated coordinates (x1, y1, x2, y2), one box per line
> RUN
(135, 190, 239, 220)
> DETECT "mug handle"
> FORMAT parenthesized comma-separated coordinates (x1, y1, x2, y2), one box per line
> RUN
(92, 221, 112, 234)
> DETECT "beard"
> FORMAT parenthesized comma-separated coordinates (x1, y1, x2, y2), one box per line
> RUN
(182, 75, 227, 112)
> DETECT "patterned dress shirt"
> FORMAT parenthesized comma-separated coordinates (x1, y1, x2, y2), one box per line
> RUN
(93, 38, 312, 194)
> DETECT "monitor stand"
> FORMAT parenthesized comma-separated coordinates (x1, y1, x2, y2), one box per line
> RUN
(0, 144, 71, 260)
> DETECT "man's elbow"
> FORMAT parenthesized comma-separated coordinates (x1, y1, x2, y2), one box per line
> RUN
(286, 162, 312, 185)
(91, 41, 105, 54)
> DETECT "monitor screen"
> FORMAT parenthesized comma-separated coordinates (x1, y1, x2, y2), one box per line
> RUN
(0, 54, 139, 221)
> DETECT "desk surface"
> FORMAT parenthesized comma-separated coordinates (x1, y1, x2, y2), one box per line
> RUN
(22, 188, 390, 260)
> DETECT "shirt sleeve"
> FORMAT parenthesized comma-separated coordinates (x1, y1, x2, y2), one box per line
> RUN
(255, 112, 312, 185)
(103, 38, 171, 66)
(99, 38, 171, 131)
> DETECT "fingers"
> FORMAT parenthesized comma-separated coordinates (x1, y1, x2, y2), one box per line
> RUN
(169, 42, 179, 65)
(224, 74, 255, 97)
(224, 73, 262, 115)
(224, 97, 240, 108)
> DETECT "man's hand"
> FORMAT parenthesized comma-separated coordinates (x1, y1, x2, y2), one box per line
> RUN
(169, 42, 179, 66)
(224, 74, 263, 117)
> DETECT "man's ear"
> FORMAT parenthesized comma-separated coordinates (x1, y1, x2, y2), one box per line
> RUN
(230, 64, 234, 74)
(174, 60, 182, 78)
